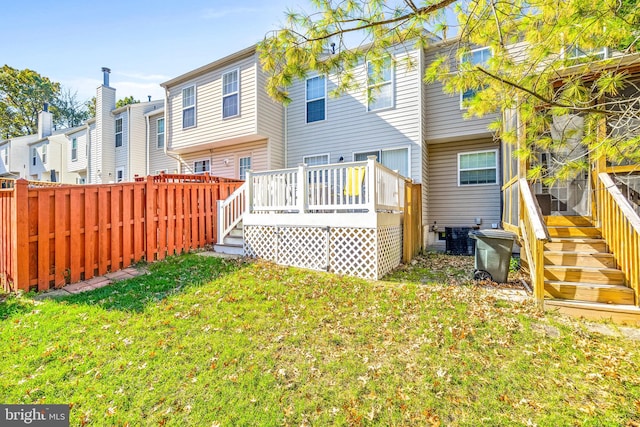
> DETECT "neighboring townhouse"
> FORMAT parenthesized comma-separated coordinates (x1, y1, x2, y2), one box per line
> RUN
(0, 134, 37, 179)
(160, 45, 284, 179)
(423, 40, 502, 250)
(65, 118, 93, 184)
(27, 106, 83, 183)
(146, 107, 180, 175)
(90, 68, 166, 183)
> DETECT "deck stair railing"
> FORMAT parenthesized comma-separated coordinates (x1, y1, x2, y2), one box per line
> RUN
(519, 178, 550, 307)
(217, 183, 247, 244)
(595, 172, 640, 302)
(246, 156, 408, 214)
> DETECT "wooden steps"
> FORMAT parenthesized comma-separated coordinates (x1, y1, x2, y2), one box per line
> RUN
(545, 300, 640, 325)
(541, 216, 637, 322)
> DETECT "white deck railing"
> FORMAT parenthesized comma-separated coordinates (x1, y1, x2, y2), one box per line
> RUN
(247, 156, 409, 214)
(217, 182, 247, 243)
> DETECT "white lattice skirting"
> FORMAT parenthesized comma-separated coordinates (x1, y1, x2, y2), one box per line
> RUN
(244, 225, 403, 279)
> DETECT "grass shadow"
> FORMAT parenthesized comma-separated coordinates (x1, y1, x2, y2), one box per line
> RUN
(39, 254, 248, 313)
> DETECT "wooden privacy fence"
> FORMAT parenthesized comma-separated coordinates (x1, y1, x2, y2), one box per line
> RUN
(403, 182, 423, 262)
(0, 176, 243, 293)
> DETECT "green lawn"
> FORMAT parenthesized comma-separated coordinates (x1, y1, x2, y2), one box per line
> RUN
(1, 254, 639, 426)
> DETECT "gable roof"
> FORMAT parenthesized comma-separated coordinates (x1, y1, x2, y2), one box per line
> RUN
(160, 45, 257, 88)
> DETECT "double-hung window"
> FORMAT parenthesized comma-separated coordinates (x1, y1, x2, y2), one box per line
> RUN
(42, 144, 47, 164)
(460, 47, 491, 109)
(116, 167, 124, 183)
(157, 118, 165, 149)
(306, 76, 326, 123)
(458, 150, 498, 185)
(32, 148, 37, 166)
(222, 70, 239, 118)
(115, 118, 123, 147)
(3, 148, 7, 165)
(182, 86, 196, 128)
(239, 156, 251, 180)
(367, 57, 394, 111)
(71, 138, 78, 161)
(194, 160, 210, 174)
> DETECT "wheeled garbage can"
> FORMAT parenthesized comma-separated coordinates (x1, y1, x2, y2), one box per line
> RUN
(469, 230, 516, 283)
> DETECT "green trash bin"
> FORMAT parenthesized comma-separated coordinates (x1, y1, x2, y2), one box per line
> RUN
(469, 230, 516, 283)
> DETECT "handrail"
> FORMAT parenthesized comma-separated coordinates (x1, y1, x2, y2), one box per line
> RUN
(596, 172, 640, 299)
(217, 182, 247, 244)
(519, 178, 550, 307)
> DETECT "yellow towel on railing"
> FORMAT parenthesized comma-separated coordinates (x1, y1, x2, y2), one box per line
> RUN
(344, 166, 365, 196)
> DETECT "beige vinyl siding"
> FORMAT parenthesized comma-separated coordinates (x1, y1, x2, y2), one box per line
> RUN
(96, 86, 116, 183)
(178, 140, 268, 179)
(426, 138, 501, 248)
(67, 128, 88, 172)
(167, 55, 258, 151)
(285, 46, 422, 182)
(424, 45, 497, 142)
(129, 102, 161, 178)
(256, 67, 285, 170)
(148, 112, 178, 174)
(88, 122, 99, 183)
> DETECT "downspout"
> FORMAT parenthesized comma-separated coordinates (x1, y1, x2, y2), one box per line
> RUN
(127, 105, 132, 180)
(162, 85, 185, 172)
(284, 105, 288, 167)
(145, 113, 150, 175)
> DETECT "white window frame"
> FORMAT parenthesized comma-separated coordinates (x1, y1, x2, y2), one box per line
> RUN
(32, 148, 37, 166)
(156, 118, 165, 149)
(182, 85, 196, 129)
(459, 47, 491, 110)
(565, 45, 608, 60)
(115, 118, 123, 147)
(115, 167, 125, 183)
(222, 69, 240, 119)
(305, 75, 327, 124)
(353, 146, 411, 178)
(193, 159, 210, 174)
(457, 149, 498, 187)
(41, 144, 47, 164)
(3, 147, 8, 165)
(303, 153, 330, 166)
(366, 57, 394, 112)
(71, 138, 78, 161)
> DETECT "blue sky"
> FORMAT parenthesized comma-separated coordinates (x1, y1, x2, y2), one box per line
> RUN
(1, 0, 303, 103)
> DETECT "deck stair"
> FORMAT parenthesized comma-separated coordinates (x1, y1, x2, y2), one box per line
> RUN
(542, 215, 640, 323)
(213, 221, 244, 256)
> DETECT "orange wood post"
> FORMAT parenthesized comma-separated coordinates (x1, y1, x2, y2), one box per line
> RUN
(122, 184, 132, 268)
(157, 182, 167, 260)
(145, 176, 156, 261)
(175, 185, 184, 254)
(69, 187, 82, 283)
(37, 190, 50, 291)
(166, 184, 175, 256)
(54, 189, 68, 287)
(12, 179, 29, 291)
(110, 185, 121, 271)
(133, 183, 144, 261)
(98, 186, 109, 276)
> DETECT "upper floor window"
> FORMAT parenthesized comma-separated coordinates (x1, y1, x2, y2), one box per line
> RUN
(157, 118, 165, 149)
(306, 76, 326, 123)
(458, 150, 497, 185)
(3, 147, 7, 164)
(182, 86, 196, 129)
(222, 70, 239, 118)
(566, 45, 607, 60)
(42, 143, 47, 164)
(460, 47, 492, 109)
(367, 57, 394, 111)
(194, 159, 210, 174)
(115, 118, 123, 147)
(32, 148, 37, 166)
(71, 138, 78, 161)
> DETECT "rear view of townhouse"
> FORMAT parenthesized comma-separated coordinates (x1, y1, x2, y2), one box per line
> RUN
(160, 40, 503, 252)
